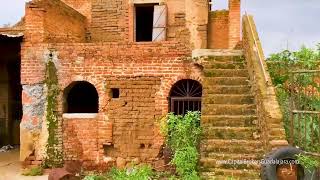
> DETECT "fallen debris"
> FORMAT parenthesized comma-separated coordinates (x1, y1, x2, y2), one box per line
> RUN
(0, 145, 14, 152)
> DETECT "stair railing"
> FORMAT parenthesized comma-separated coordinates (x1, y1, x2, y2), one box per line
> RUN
(245, 12, 271, 86)
(242, 13, 288, 151)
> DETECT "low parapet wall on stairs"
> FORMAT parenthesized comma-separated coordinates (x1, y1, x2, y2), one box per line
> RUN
(242, 14, 288, 152)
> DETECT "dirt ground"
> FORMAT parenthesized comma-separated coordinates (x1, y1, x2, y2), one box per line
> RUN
(0, 148, 48, 180)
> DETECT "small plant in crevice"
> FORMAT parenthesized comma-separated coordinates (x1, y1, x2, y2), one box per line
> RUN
(160, 111, 202, 179)
(44, 59, 63, 168)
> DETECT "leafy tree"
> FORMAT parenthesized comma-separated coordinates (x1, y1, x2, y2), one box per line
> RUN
(267, 44, 320, 153)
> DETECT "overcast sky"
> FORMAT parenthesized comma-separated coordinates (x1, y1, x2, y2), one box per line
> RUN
(0, 0, 319, 56)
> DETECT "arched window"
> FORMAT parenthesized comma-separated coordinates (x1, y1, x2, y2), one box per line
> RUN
(64, 81, 98, 113)
(169, 79, 202, 115)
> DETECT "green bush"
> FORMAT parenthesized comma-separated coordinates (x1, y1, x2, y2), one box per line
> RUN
(161, 111, 202, 179)
(296, 154, 320, 172)
(267, 44, 320, 152)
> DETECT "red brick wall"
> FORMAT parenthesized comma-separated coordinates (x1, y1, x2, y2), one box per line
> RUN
(228, 0, 241, 49)
(90, 0, 128, 42)
(208, 10, 229, 49)
(63, 117, 98, 161)
(21, 41, 203, 168)
(24, 0, 87, 43)
(88, 0, 192, 48)
(104, 77, 162, 161)
(61, 0, 92, 21)
(43, 0, 87, 42)
(24, 2, 45, 43)
(207, 0, 241, 49)
(63, 114, 112, 169)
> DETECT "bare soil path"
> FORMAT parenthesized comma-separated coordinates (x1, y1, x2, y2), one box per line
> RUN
(0, 148, 48, 180)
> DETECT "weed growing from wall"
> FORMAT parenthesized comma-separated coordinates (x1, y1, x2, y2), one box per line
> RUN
(44, 59, 63, 167)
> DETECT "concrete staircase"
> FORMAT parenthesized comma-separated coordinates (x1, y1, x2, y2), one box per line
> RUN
(200, 55, 263, 180)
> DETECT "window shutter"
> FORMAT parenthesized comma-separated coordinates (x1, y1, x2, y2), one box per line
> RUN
(152, 5, 167, 41)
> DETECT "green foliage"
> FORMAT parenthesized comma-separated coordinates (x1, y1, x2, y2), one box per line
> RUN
(22, 166, 43, 176)
(83, 174, 106, 180)
(83, 165, 174, 180)
(161, 111, 202, 179)
(172, 147, 199, 178)
(107, 165, 154, 180)
(44, 59, 63, 168)
(296, 154, 320, 172)
(268, 45, 320, 86)
(165, 112, 202, 151)
(267, 45, 320, 153)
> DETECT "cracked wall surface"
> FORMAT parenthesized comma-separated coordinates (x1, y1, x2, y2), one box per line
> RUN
(20, 84, 47, 161)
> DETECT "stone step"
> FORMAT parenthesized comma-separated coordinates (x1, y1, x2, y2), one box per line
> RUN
(201, 152, 260, 160)
(201, 175, 260, 180)
(200, 169, 260, 180)
(204, 69, 249, 77)
(200, 139, 264, 154)
(201, 115, 258, 127)
(192, 49, 244, 59)
(202, 104, 256, 115)
(205, 56, 245, 63)
(203, 61, 246, 69)
(200, 157, 261, 170)
(204, 85, 251, 95)
(203, 94, 254, 105)
(202, 127, 261, 140)
(204, 77, 250, 86)
(269, 128, 287, 138)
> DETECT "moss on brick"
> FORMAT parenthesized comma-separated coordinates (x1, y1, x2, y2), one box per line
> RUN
(44, 59, 63, 168)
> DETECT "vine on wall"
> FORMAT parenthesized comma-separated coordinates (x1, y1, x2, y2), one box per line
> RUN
(44, 58, 63, 168)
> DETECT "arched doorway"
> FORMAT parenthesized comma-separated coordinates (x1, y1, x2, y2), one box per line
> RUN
(169, 79, 202, 115)
(64, 81, 99, 113)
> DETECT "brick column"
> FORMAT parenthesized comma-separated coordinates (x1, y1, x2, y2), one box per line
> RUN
(228, 0, 241, 49)
(25, 2, 45, 43)
(185, 0, 208, 49)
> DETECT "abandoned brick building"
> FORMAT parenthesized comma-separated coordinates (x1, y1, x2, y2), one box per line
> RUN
(0, 0, 289, 178)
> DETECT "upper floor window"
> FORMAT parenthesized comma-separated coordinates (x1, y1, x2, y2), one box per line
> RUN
(135, 4, 167, 42)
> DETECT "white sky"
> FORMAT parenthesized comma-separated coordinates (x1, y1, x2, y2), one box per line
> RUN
(0, 0, 319, 56)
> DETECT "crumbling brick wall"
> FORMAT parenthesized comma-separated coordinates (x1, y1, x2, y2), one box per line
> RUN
(208, 10, 229, 49)
(61, 0, 92, 22)
(19, 0, 241, 169)
(207, 0, 241, 49)
(25, 0, 87, 43)
(103, 77, 163, 163)
(90, 0, 127, 42)
(20, 41, 202, 168)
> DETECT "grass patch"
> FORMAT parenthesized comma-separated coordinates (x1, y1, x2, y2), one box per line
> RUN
(83, 164, 157, 180)
(21, 166, 43, 176)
